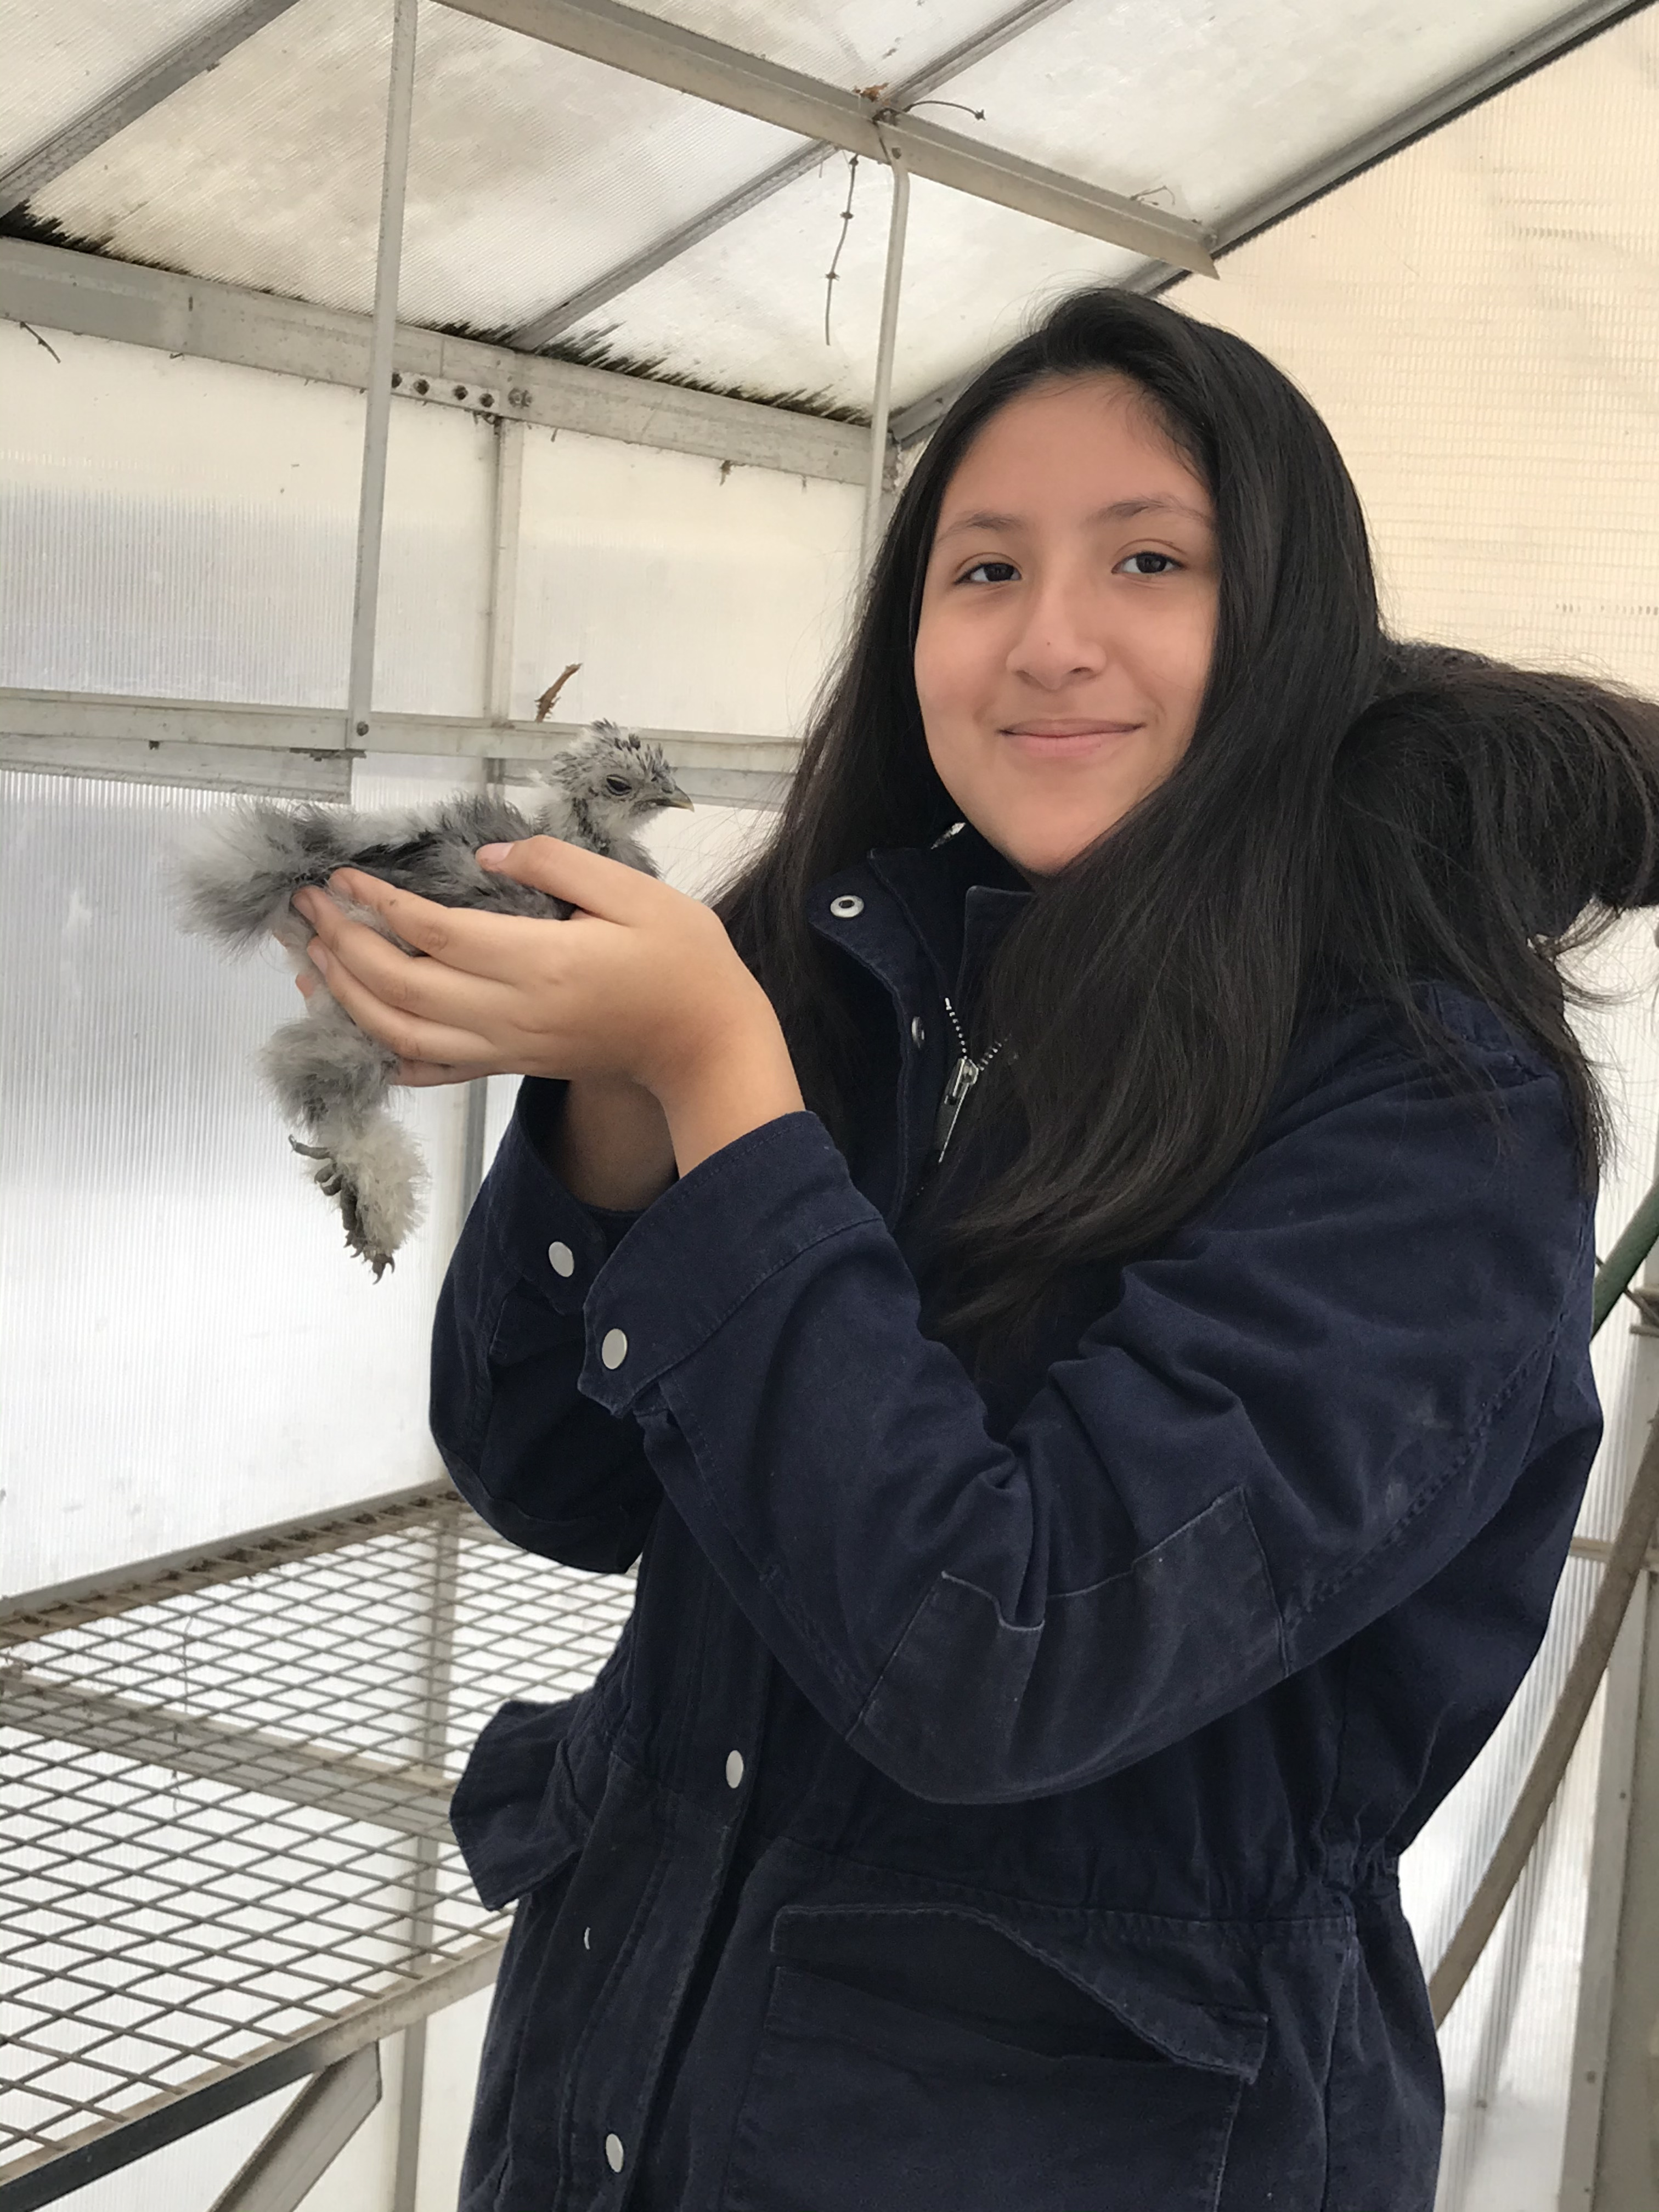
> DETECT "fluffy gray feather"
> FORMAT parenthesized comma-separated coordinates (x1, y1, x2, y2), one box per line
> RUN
(170, 723, 692, 1279)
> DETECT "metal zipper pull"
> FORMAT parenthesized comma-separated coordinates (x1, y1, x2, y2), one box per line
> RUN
(932, 1055, 980, 1162)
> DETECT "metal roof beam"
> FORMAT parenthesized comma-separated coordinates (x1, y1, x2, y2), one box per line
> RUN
(437, 0, 1214, 276)
(889, 0, 1656, 447)
(0, 237, 868, 482)
(0, 688, 797, 805)
(509, 0, 1086, 349)
(0, 0, 304, 218)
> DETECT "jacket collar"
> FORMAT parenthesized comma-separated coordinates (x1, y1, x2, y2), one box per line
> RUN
(808, 821, 1033, 1020)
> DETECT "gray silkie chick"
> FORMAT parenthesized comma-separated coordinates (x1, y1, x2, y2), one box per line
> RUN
(170, 723, 693, 1279)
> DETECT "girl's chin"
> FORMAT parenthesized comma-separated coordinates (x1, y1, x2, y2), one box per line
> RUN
(995, 814, 1129, 878)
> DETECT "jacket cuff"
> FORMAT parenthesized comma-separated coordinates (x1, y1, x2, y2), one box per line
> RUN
(495, 1079, 648, 1316)
(578, 1112, 879, 1409)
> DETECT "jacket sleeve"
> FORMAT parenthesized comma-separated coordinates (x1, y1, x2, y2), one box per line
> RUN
(572, 1001, 1598, 1802)
(430, 1078, 662, 1573)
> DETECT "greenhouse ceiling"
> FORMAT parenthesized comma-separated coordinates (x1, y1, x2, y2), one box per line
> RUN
(2, 0, 1650, 448)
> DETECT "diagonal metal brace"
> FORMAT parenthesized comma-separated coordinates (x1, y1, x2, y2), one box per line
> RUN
(207, 2045, 382, 2212)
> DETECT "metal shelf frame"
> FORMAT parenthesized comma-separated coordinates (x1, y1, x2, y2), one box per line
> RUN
(0, 1482, 636, 2209)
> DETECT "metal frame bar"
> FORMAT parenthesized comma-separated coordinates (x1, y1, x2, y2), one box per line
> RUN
(0, 688, 797, 791)
(0, 1668, 452, 1833)
(1558, 1586, 1650, 2207)
(436, 0, 1213, 274)
(0, 0, 304, 218)
(0, 732, 352, 801)
(0, 240, 868, 485)
(0, 1944, 501, 2212)
(889, 0, 1658, 448)
(208, 2046, 382, 2212)
(0, 1479, 455, 1633)
(861, 141, 910, 571)
(391, 1523, 462, 2212)
(346, 0, 420, 748)
(1431, 1413, 1659, 2023)
(485, 418, 527, 726)
(509, 0, 1084, 348)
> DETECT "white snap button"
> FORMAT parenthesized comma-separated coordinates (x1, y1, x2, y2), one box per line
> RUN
(911, 1016, 926, 1046)
(601, 1328, 628, 1370)
(725, 1750, 744, 1789)
(583, 1925, 591, 1951)
(605, 2132, 625, 2173)
(548, 1240, 574, 1278)
(829, 894, 864, 918)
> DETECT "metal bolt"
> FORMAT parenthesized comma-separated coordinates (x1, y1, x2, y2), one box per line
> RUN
(479, 392, 494, 408)
(509, 386, 529, 407)
(413, 377, 429, 396)
(453, 383, 468, 400)
(390, 370, 402, 387)
(356, 721, 369, 736)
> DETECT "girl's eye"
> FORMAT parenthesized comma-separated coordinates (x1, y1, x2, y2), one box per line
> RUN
(1120, 551, 1180, 576)
(961, 559, 1020, 585)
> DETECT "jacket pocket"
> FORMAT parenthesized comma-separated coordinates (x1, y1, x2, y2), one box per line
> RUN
(721, 1908, 1265, 2212)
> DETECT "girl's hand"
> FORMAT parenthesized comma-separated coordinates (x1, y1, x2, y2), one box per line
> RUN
(289, 838, 804, 1176)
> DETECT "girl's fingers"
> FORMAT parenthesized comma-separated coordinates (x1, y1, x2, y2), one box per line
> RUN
(469, 836, 660, 922)
(309, 940, 500, 1070)
(319, 860, 630, 980)
(295, 890, 522, 1028)
(390, 1058, 488, 1088)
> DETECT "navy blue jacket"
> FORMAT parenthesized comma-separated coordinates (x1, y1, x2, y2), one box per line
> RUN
(432, 822, 1600, 2212)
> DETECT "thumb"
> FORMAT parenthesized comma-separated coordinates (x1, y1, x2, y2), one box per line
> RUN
(475, 833, 649, 918)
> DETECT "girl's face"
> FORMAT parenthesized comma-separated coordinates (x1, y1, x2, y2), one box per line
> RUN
(913, 374, 1219, 879)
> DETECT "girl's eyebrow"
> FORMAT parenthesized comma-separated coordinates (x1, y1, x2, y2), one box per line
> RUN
(935, 494, 1213, 543)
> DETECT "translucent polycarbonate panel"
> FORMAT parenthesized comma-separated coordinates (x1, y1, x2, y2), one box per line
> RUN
(562, 159, 1146, 423)
(930, 0, 1591, 235)
(0, 0, 238, 180)
(16, 0, 1624, 413)
(0, 319, 494, 715)
(1161, 17, 1659, 2204)
(0, 766, 473, 1594)
(647, 787, 777, 900)
(555, 0, 1618, 414)
(1172, 17, 1659, 703)
(24, 0, 804, 345)
(612, 0, 1064, 95)
(510, 427, 861, 736)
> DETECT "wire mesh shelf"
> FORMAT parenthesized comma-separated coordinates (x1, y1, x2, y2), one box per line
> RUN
(0, 1484, 634, 2207)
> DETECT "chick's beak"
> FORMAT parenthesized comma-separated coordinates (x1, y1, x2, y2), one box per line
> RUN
(664, 785, 695, 810)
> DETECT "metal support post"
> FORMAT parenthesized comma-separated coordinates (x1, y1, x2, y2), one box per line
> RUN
(454, 413, 527, 1229)
(345, 0, 420, 748)
(861, 139, 910, 573)
(390, 1517, 462, 2212)
(1559, 1588, 1650, 2205)
(486, 416, 526, 727)
(207, 2045, 382, 2212)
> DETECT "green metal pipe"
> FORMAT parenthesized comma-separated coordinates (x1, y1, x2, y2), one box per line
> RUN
(1593, 1171, 1659, 1334)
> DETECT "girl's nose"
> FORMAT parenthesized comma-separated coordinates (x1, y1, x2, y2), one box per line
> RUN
(1006, 579, 1110, 690)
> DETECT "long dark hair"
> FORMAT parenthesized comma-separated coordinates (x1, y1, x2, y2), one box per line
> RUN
(715, 287, 1659, 1351)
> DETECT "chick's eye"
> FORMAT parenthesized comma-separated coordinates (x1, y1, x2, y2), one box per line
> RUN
(1120, 551, 1180, 576)
(961, 558, 1020, 586)
(603, 775, 630, 797)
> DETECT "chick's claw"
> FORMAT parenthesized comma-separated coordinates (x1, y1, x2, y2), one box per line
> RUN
(287, 1136, 398, 1278)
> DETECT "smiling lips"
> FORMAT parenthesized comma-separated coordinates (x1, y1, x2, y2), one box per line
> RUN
(1001, 719, 1142, 757)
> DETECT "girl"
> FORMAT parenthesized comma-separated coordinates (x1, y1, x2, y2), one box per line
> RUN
(291, 286, 1659, 2209)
